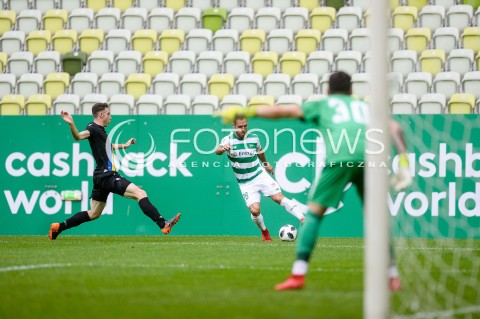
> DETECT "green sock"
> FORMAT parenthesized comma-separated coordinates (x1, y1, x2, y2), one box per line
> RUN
(296, 211, 323, 262)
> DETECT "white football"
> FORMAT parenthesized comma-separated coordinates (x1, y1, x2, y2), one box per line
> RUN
(279, 224, 297, 242)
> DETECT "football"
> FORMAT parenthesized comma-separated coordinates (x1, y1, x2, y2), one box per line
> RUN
(279, 224, 297, 242)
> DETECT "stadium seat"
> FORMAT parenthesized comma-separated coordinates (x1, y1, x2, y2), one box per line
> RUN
(164, 94, 190, 114)
(180, 73, 207, 98)
(280, 51, 306, 78)
(419, 5, 445, 31)
(228, 7, 254, 33)
(325, 0, 344, 10)
(252, 51, 278, 78)
(245, 0, 266, 11)
(387, 72, 404, 97)
(337, 6, 363, 32)
(392, 6, 418, 32)
(213, 29, 238, 54)
(476, 7, 480, 25)
(387, 28, 404, 54)
(7, 51, 33, 78)
(53, 30, 78, 55)
(299, 0, 320, 11)
(17, 10, 41, 35)
(61, 0, 84, 13)
(462, 27, 480, 52)
(462, 71, 480, 99)
(191, 95, 218, 115)
(105, 29, 131, 56)
(236, 73, 263, 99)
(307, 51, 333, 77)
(448, 93, 475, 114)
(79, 29, 104, 54)
(186, 29, 212, 55)
(349, 28, 371, 55)
(265, 73, 291, 99)
(464, 0, 480, 9)
(142, 51, 168, 77)
(420, 49, 446, 76)
(295, 29, 321, 55)
(138, 0, 161, 12)
(109, 94, 135, 114)
(418, 93, 446, 114)
(148, 8, 173, 33)
(175, 7, 201, 33)
(433, 71, 460, 99)
(80, 93, 108, 115)
(352, 0, 370, 12)
(86, 50, 114, 76)
(432, 27, 459, 54)
(390, 93, 417, 114)
(71, 72, 98, 98)
(248, 95, 275, 107)
(112, 0, 135, 13)
(122, 8, 147, 33)
(53, 94, 80, 115)
(85, 0, 109, 14)
(25, 94, 52, 115)
(267, 29, 293, 55)
(335, 50, 362, 75)
(322, 28, 348, 56)
(152, 72, 179, 96)
(17, 73, 43, 98)
(26, 30, 51, 56)
(292, 73, 318, 100)
(310, 7, 336, 33)
(256, 7, 281, 33)
(284, 7, 309, 33)
(240, 29, 266, 55)
(0, 51, 6, 71)
(98, 73, 125, 98)
(44, 72, 70, 99)
(405, 72, 432, 99)
(431, 0, 456, 8)
(95, 8, 121, 33)
(218, 0, 239, 12)
(208, 74, 234, 100)
(197, 51, 223, 77)
(0, 30, 25, 56)
(307, 94, 327, 102)
(203, 8, 227, 33)
(43, 10, 68, 34)
(132, 29, 157, 54)
(159, 29, 185, 55)
(0, 73, 15, 97)
(220, 94, 247, 110)
(276, 94, 303, 106)
(405, 28, 431, 54)
(190, 0, 212, 12)
(406, 0, 429, 10)
(271, 0, 293, 12)
(224, 51, 250, 78)
(125, 73, 151, 100)
(165, 0, 186, 13)
(476, 51, 480, 70)
(170, 50, 196, 77)
(448, 5, 474, 32)
(115, 50, 142, 76)
(62, 51, 87, 76)
(136, 94, 163, 114)
(391, 50, 418, 77)
(447, 49, 474, 76)
(0, 94, 24, 115)
(68, 8, 94, 33)
(351, 73, 371, 99)
(0, 10, 16, 36)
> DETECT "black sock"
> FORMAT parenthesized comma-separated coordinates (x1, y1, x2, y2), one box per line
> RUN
(59, 211, 91, 231)
(139, 197, 165, 228)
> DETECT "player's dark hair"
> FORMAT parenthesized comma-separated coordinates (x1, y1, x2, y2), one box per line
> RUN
(328, 71, 352, 95)
(233, 113, 247, 125)
(92, 103, 109, 117)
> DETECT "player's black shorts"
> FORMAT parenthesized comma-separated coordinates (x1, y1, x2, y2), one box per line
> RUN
(91, 169, 132, 202)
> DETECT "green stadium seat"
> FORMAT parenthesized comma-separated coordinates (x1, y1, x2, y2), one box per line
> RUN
(325, 0, 345, 11)
(463, 0, 480, 9)
(202, 8, 227, 33)
(62, 51, 87, 77)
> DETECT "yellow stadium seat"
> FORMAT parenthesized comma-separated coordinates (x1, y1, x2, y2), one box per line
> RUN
(52, 30, 78, 55)
(462, 27, 480, 52)
(295, 29, 321, 54)
(143, 51, 168, 77)
(406, 0, 428, 10)
(25, 94, 52, 115)
(0, 94, 24, 115)
(280, 51, 306, 78)
(252, 51, 278, 78)
(248, 95, 275, 107)
(448, 93, 475, 114)
(112, 0, 135, 12)
(393, 6, 418, 32)
(391, 0, 400, 10)
(310, 7, 336, 33)
(240, 29, 266, 55)
(165, 0, 186, 13)
(125, 73, 152, 100)
(405, 28, 431, 54)
(159, 29, 185, 55)
(0, 52, 7, 71)
(42, 10, 67, 33)
(420, 49, 445, 76)
(26, 30, 51, 56)
(85, 0, 109, 13)
(299, 0, 320, 12)
(79, 29, 105, 54)
(44, 72, 70, 100)
(0, 10, 16, 36)
(208, 74, 234, 100)
(132, 29, 158, 55)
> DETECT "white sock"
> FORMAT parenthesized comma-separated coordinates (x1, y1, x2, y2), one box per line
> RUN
(280, 197, 305, 221)
(251, 214, 266, 231)
(292, 260, 308, 276)
(389, 265, 399, 278)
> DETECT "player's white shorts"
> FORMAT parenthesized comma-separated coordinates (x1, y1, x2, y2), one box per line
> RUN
(238, 171, 281, 207)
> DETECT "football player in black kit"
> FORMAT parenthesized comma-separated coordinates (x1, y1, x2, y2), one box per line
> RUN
(48, 103, 181, 240)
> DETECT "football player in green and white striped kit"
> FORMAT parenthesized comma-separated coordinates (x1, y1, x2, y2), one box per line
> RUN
(216, 115, 305, 242)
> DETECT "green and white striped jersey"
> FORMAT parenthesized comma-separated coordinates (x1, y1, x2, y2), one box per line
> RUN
(220, 132, 264, 184)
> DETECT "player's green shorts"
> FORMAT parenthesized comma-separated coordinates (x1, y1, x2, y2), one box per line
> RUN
(308, 163, 364, 208)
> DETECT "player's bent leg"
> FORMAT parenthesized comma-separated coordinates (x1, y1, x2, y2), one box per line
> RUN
(270, 192, 305, 223)
(48, 202, 103, 240)
(88, 200, 106, 220)
(248, 203, 271, 242)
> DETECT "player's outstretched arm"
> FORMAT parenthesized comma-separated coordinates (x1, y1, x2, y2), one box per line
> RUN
(390, 121, 412, 192)
(113, 138, 136, 150)
(61, 111, 90, 141)
(220, 104, 304, 124)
